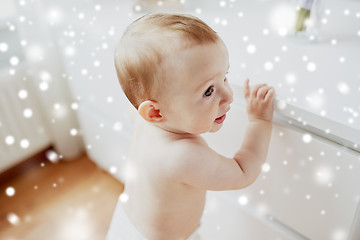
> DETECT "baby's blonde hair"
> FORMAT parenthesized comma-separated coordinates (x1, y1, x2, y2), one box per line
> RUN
(114, 13, 219, 109)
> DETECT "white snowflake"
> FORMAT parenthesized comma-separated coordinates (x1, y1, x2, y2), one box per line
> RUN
(238, 195, 248, 205)
(7, 213, 20, 225)
(5, 136, 15, 145)
(5, 187, 15, 197)
(264, 61, 274, 71)
(46, 150, 59, 163)
(20, 139, 30, 149)
(246, 44, 256, 54)
(302, 133, 312, 143)
(306, 62, 316, 72)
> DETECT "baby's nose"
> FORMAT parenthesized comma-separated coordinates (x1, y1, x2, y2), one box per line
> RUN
(221, 87, 233, 106)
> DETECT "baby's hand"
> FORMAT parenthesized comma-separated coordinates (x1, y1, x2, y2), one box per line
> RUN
(243, 79, 275, 122)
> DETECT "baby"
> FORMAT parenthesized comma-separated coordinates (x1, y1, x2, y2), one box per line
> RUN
(109, 13, 274, 240)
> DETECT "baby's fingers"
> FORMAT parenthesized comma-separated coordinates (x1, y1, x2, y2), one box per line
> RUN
(251, 83, 268, 98)
(264, 87, 275, 102)
(243, 79, 250, 99)
(257, 86, 272, 99)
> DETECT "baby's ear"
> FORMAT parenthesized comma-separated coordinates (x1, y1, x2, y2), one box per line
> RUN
(138, 100, 164, 123)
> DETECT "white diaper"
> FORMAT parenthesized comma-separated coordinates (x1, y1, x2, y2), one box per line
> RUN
(106, 200, 145, 240)
(106, 200, 202, 240)
(187, 228, 202, 240)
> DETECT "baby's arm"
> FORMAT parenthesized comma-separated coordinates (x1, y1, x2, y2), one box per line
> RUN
(171, 79, 274, 190)
(233, 79, 274, 185)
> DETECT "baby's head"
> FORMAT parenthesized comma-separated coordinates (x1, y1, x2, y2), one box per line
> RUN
(115, 13, 233, 135)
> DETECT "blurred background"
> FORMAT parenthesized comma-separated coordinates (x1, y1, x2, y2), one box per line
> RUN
(0, 0, 359, 239)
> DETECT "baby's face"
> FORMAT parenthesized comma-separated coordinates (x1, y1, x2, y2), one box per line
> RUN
(158, 39, 233, 135)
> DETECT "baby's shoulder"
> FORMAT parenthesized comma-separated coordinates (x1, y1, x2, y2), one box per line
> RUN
(166, 135, 208, 161)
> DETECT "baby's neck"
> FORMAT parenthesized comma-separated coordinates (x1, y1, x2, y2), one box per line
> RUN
(141, 118, 198, 141)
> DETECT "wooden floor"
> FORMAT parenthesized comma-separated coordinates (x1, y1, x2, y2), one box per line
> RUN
(0, 147, 124, 240)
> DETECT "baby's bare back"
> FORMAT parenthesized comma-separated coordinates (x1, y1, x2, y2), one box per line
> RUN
(122, 119, 206, 240)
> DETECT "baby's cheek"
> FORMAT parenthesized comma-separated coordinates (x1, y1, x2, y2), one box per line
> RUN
(188, 118, 210, 134)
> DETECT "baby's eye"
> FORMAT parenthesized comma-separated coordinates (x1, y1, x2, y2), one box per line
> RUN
(203, 86, 214, 97)
(224, 71, 229, 82)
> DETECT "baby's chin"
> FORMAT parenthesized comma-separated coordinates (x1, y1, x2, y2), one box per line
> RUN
(208, 123, 223, 133)
(169, 122, 223, 135)
(183, 125, 222, 135)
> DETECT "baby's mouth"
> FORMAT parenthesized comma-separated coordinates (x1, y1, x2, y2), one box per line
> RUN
(214, 114, 226, 124)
